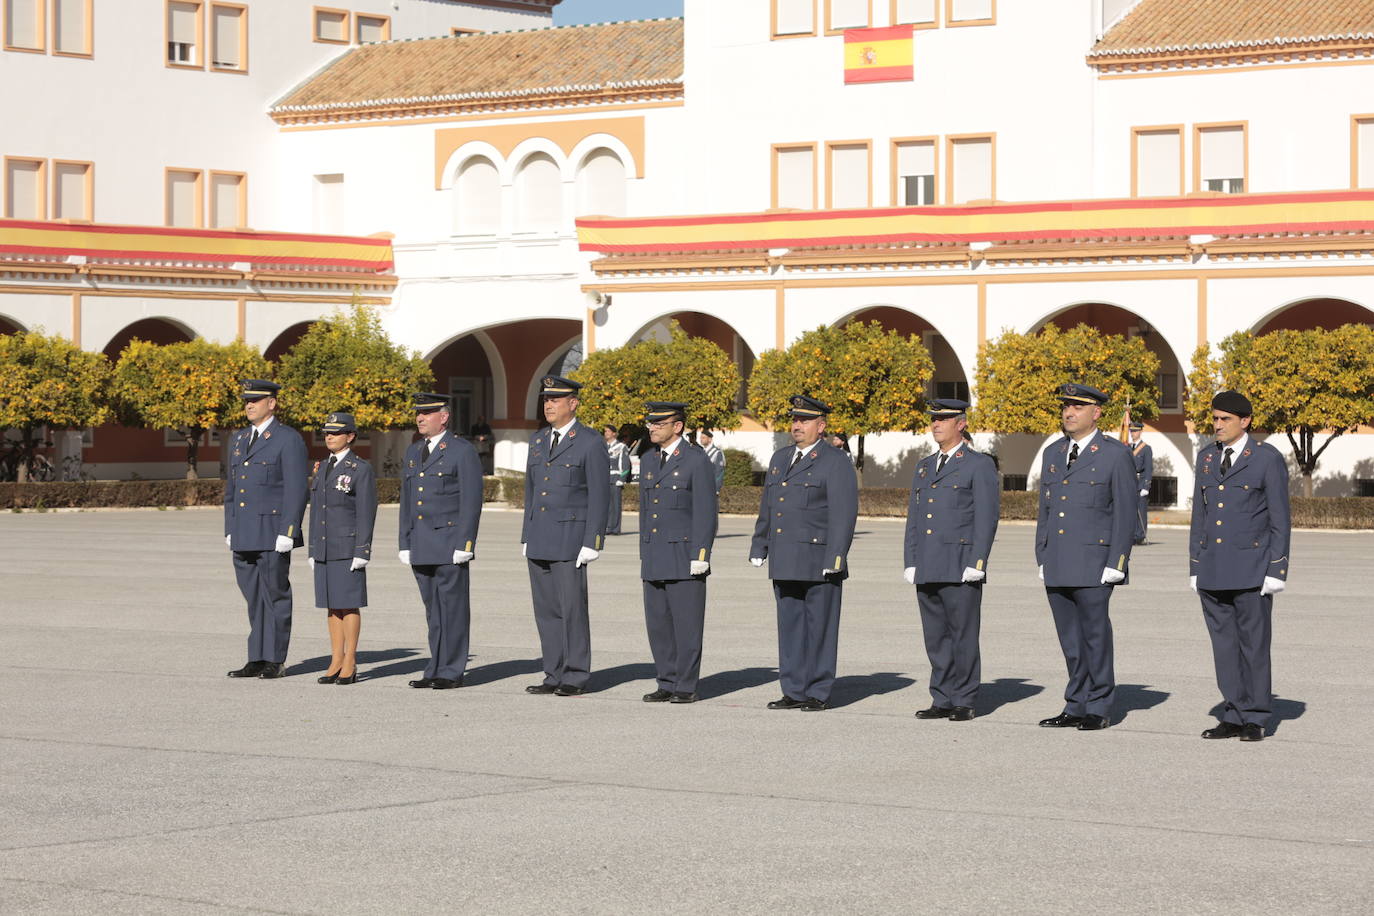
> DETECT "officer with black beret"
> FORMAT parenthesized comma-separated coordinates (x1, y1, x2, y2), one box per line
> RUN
(1190, 390, 1290, 742)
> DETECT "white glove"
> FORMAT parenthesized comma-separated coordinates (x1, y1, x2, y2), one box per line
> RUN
(821, 567, 842, 577)
(522, 543, 527, 558)
(274, 535, 293, 553)
(453, 550, 473, 565)
(1261, 576, 1286, 596)
(690, 560, 710, 575)
(1139, 489, 1149, 497)
(1038, 565, 1044, 581)
(749, 557, 765, 567)
(961, 567, 985, 583)
(902, 567, 916, 585)
(615, 481, 625, 488)
(1189, 575, 1197, 592)
(575, 545, 599, 568)
(1101, 567, 1126, 585)
(350, 557, 368, 571)
(308, 557, 315, 570)
(398, 549, 411, 565)
(225, 534, 232, 548)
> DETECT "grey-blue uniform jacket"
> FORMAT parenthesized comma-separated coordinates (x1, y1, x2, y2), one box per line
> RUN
(523, 420, 610, 562)
(223, 420, 308, 551)
(1133, 441, 1153, 491)
(1189, 439, 1290, 590)
(1035, 432, 1137, 587)
(639, 441, 717, 580)
(750, 439, 859, 582)
(308, 453, 377, 562)
(399, 433, 483, 565)
(904, 446, 1000, 584)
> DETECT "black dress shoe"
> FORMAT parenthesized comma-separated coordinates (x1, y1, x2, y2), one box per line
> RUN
(409, 678, 436, 689)
(430, 678, 462, 689)
(798, 698, 830, 711)
(670, 692, 697, 704)
(914, 705, 954, 719)
(317, 672, 339, 684)
(1077, 714, 1110, 730)
(257, 662, 286, 679)
(642, 689, 673, 703)
(525, 684, 557, 694)
(767, 696, 804, 710)
(1201, 721, 1244, 739)
(1239, 723, 1264, 742)
(1039, 712, 1086, 728)
(949, 706, 975, 721)
(554, 685, 585, 696)
(336, 671, 357, 685)
(227, 661, 266, 678)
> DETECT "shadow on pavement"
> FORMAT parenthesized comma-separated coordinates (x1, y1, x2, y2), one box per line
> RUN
(588, 662, 658, 692)
(463, 656, 544, 687)
(1206, 695, 1307, 737)
(357, 651, 431, 681)
(975, 677, 1045, 716)
(288, 648, 418, 677)
(830, 671, 916, 708)
(1114, 682, 1170, 725)
(696, 666, 778, 700)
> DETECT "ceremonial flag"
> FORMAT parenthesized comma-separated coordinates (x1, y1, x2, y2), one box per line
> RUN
(844, 25, 914, 84)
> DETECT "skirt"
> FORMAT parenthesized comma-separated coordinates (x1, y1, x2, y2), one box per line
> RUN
(314, 557, 367, 609)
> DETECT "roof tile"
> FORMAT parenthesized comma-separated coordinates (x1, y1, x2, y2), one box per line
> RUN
(1091, 0, 1374, 57)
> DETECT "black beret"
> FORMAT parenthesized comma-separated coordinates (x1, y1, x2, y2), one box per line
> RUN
(1211, 390, 1252, 417)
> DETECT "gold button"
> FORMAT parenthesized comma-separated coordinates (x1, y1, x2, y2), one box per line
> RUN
(543, 476, 549, 482)
(812, 538, 818, 542)
(779, 497, 785, 502)
(1216, 537, 1222, 543)
(926, 513, 932, 518)
(1058, 529, 1065, 534)
(239, 502, 245, 507)
(418, 514, 424, 520)
(777, 512, 782, 517)
(242, 461, 248, 467)
(652, 514, 658, 519)
(239, 489, 244, 493)
(1061, 495, 1067, 501)
(417, 500, 423, 506)
(419, 472, 425, 477)
(652, 528, 657, 533)
(653, 498, 659, 504)
(928, 498, 934, 503)
(1058, 511, 1065, 517)
(540, 507, 546, 511)
(1215, 520, 1221, 526)
(931, 484, 938, 488)
(1218, 484, 1225, 490)
(776, 528, 782, 533)
(781, 482, 788, 487)
(926, 529, 932, 534)
(418, 487, 423, 492)
(1217, 502, 1224, 508)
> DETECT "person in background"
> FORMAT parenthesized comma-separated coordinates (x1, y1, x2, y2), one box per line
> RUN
(604, 423, 631, 535)
(698, 429, 726, 492)
(1128, 420, 1153, 545)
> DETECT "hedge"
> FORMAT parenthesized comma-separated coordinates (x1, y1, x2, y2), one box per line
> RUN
(1, 477, 503, 510)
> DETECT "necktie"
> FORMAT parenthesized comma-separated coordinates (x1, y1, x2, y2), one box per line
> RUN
(326, 455, 337, 474)
(420, 440, 431, 463)
(936, 454, 948, 474)
(551, 431, 561, 452)
(248, 428, 258, 450)
(1068, 443, 1080, 467)
(1220, 447, 1233, 475)
(659, 448, 669, 467)
(789, 449, 803, 471)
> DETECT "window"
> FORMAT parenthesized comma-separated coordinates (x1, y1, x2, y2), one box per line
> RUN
(450, 26, 481, 36)
(312, 173, 344, 232)
(165, 168, 203, 227)
(313, 7, 348, 43)
(933, 380, 969, 401)
(453, 157, 500, 235)
(826, 0, 869, 33)
(166, 1, 201, 66)
(52, 0, 91, 56)
(576, 149, 627, 218)
(946, 0, 994, 26)
(826, 141, 870, 208)
(356, 13, 388, 43)
(1352, 116, 1374, 188)
(1132, 126, 1182, 197)
(52, 160, 92, 220)
(209, 171, 245, 228)
(1156, 371, 1179, 410)
(893, 137, 936, 205)
(1195, 123, 1246, 194)
(946, 133, 993, 203)
(892, 0, 937, 26)
(514, 153, 562, 234)
(772, 143, 816, 209)
(4, 157, 46, 219)
(1002, 474, 1028, 492)
(210, 3, 245, 70)
(4, 0, 44, 51)
(772, 0, 815, 38)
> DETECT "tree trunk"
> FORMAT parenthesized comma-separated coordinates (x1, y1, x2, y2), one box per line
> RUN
(855, 434, 866, 488)
(1302, 472, 1314, 498)
(15, 425, 33, 483)
(184, 428, 201, 480)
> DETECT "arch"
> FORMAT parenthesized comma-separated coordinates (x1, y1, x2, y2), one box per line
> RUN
(263, 321, 315, 362)
(437, 140, 505, 190)
(100, 317, 195, 358)
(452, 155, 502, 236)
(0, 314, 25, 335)
(568, 133, 640, 183)
(523, 333, 584, 420)
(513, 151, 563, 234)
(575, 147, 626, 217)
(425, 332, 498, 438)
(837, 305, 972, 403)
(1251, 297, 1374, 335)
(630, 311, 756, 410)
(506, 137, 570, 183)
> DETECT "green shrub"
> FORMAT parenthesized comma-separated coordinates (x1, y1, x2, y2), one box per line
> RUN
(1289, 497, 1374, 529)
(500, 474, 525, 508)
(1000, 490, 1039, 520)
(721, 448, 757, 487)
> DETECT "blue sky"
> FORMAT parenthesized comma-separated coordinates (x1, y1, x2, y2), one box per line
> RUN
(552, 0, 684, 26)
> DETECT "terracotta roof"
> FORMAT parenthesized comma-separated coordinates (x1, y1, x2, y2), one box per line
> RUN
(272, 19, 683, 122)
(1090, 0, 1374, 58)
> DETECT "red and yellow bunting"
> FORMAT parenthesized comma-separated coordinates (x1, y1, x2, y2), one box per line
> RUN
(0, 219, 394, 272)
(577, 190, 1374, 254)
(844, 25, 914, 84)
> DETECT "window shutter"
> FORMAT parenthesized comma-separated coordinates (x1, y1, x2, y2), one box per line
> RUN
(950, 137, 992, 203)
(167, 171, 198, 227)
(893, 0, 936, 24)
(210, 174, 240, 228)
(1136, 130, 1180, 196)
(776, 147, 815, 209)
(5, 161, 42, 219)
(775, 0, 813, 35)
(1200, 128, 1244, 181)
(54, 163, 88, 219)
(830, 0, 868, 30)
(55, 0, 86, 53)
(212, 6, 240, 67)
(1359, 121, 1374, 188)
(170, 3, 197, 45)
(950, 0, 993, 21)
(830, 144, 868, 208)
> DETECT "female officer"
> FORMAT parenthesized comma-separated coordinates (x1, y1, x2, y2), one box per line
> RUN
(307, 412, 377, 685)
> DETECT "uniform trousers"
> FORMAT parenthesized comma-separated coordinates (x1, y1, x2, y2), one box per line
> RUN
(1134, 493, 1150, 543)
(1199, 587, 1273, 727)
(232, 549, 292, 664)
(916, 581, 982, 708)
(1046, 585, 1116, 718)
(413, 563, 470, 681)
(528, 559, 592, 689)
(773, 579, 842, 703)
(606, 486, 623, 535)
(643, 577, 706, 694)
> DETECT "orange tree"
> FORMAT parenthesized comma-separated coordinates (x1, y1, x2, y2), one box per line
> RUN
(748, 321, 935, 481)
(0, 329, 113, 481)
(1187, 324, 1374, 497)
(111, 338, 268, 479)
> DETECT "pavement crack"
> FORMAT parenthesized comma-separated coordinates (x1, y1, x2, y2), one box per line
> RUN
(0, 875, 313, 915)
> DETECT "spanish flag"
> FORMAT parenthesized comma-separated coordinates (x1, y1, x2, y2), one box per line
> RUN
(844, 25, 914, 84)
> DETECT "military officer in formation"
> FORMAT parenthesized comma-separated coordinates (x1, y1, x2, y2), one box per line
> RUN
(637, 402, 718, 704)
(903, 399, 1000, 721)
(698, 429, 726, 492)
(1034, 383, 1138, 731)
(522, 376, 610, 697)
(750, 396, 859, 711)
(603, 424, 631, 535)
(1128, 420, 1154, 545)
(224, 380, 309, 680)
(307, 412, 376, 685)
(399, 393, 484, 691)
(1190, 391, 1291, 742)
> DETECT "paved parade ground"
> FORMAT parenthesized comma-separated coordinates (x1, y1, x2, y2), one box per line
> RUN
(2, 507, 1371, 914)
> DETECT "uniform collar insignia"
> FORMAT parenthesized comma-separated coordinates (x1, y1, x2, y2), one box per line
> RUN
(1049, 465, 1056, 473)
(439, 441, 447, 449)
(1243, 448, 1251, 456)
(1089, 443, 1098, 452)
(1204, 453, 1213, 462)
(954, 451, 964, 459)
(919, 467, 926, 477)
(263, 430, 271, 439)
